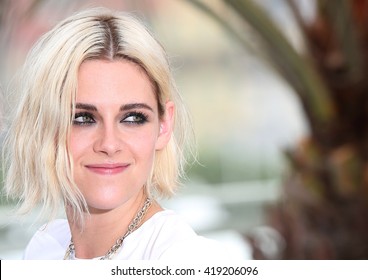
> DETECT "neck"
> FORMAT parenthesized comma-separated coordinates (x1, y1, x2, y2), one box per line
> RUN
(66, 193, 162, 259)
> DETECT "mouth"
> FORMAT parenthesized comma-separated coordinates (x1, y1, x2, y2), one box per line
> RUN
(85, 163, 130, 175)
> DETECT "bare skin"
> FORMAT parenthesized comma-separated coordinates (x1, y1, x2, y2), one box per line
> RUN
(66, 59, 173, 259)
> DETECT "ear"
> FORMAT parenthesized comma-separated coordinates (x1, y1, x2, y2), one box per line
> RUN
(155, 101, 175, 151)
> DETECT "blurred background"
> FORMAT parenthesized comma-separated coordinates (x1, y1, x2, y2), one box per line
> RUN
(1, 0, 367, 260)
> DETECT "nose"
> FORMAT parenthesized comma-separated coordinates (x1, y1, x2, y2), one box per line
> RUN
(93, 123, 122, 156)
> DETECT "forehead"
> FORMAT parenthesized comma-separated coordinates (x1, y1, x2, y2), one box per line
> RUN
(76, 59, 157, 107)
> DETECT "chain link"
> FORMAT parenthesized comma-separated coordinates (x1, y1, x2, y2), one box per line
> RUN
(64, 197, 152, 260)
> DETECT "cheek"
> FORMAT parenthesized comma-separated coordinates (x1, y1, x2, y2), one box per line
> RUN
(68, 130, 91, 161)
(68, 126, 160, 162)
(128, 130, 159, 161)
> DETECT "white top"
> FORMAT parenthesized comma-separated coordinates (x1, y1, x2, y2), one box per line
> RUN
(23, 210, 234, 260)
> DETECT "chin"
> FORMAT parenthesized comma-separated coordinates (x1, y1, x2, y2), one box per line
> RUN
(86, 199, 127, 213)
(84, 188, 142, 212)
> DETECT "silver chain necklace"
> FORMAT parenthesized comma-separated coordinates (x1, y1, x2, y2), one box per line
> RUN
(64, 197, 152, 260)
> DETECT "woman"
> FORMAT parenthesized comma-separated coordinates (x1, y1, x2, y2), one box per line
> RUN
(3, 7, 230, 260)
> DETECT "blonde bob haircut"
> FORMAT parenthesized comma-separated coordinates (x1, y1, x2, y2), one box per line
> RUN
(3, 7, 193, 222)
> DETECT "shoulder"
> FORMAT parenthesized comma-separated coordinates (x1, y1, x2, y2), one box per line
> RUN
(131, 210, 197, 238)
(124, 210, 235, 260)
(143, 210, 198, 240)
(23, 219, 70, 260)
(120, 210, 197, 259)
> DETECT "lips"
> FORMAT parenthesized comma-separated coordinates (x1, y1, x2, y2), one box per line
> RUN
(85, 163, 130, 175)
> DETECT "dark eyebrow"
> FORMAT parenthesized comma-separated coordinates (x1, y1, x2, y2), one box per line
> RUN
(75, 102, 154, 112)
(75, 103, 97, 111)
(120, 103, 154, 112)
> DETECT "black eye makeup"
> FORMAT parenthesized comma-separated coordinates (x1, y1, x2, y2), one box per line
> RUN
(72, 110, 150, 126)
(73, 112, 95, 125)
(121, 111, 149, 125)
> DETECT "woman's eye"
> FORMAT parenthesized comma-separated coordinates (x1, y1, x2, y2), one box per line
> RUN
(73, 113, 95, 125)
(123, 112, 148, 125)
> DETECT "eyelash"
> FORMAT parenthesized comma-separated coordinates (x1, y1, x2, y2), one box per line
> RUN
(72, 111, 149, 126)
(72, 112, 94, 126)
(123, 111, 149, 125)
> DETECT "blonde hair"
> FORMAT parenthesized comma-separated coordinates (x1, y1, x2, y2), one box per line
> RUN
(3, 7, 193, 222)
